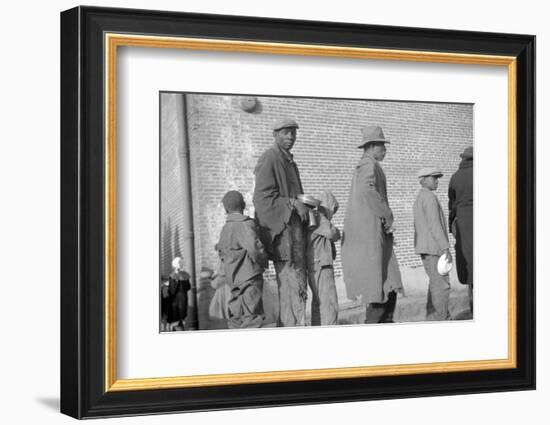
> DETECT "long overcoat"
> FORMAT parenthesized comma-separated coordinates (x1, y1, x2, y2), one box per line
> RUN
(342, 154, 403, 304)
(448, 158, 473, 285)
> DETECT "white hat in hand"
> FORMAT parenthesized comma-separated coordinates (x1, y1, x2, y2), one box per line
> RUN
(437, 253, 453, 276)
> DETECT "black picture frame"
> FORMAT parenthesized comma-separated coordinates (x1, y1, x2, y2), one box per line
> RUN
(60, 5, 535, 419)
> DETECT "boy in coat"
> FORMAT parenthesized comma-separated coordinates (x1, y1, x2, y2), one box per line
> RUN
(216, 190, 269, 329)
(306, 191, 341, 326)
(413, 167, 452, 321)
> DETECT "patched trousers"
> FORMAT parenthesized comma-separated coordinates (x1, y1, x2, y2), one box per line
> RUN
(227, 278, 264, 329)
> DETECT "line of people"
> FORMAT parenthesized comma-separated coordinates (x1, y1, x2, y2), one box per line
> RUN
(163, 117, 473, 331)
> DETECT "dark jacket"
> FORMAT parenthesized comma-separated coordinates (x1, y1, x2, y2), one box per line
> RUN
(449, 158, 473, 284)
(216, 213, 268, 289)
(253, 144, 304, 260)
(166, 270, 191, 323)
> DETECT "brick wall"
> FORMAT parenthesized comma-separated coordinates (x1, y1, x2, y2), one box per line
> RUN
(161, 92, 473, 279)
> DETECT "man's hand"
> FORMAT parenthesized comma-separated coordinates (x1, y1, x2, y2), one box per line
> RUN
(294, 199, 310, 222)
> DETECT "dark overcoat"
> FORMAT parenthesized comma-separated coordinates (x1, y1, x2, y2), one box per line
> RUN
(342, 154, 403, 304)
(166, 271, 191, 323)
(253, 144, 304, 261)
(448, 158, 473, 285)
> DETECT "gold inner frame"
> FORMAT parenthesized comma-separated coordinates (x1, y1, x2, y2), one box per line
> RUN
(104, 33, 517, 392)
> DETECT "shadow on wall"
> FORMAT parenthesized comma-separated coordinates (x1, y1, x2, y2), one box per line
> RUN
(162, 219, 173, 277)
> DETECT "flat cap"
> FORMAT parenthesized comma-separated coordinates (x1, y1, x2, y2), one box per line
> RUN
(417, 167, 444, 179)
(273, 118, 299, 131)
(357, 125, 391, 148)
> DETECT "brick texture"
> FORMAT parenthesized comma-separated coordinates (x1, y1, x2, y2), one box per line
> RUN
(161, 93, 473, 280)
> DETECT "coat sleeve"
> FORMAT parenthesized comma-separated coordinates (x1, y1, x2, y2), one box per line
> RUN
(356, 161, 393, 224)
(424, 193, 450, 253)
(313, 215, 341, 242)
(448, 176, 457, 228)
(239, 221, 269, 269)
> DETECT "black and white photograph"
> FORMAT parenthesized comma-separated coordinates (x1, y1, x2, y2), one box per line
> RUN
(160, 92, 474, 332)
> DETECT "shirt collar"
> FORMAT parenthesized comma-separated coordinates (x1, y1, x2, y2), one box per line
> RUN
(273, 143, 295, 163)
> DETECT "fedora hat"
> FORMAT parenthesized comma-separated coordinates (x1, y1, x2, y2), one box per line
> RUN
(357, 125, 391, 148)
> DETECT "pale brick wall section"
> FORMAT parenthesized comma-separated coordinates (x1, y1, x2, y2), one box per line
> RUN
(160, 94, 186, 277)
(161, 93, 473, 280)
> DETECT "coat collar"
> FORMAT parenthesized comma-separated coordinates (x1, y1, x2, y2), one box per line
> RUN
(272, 143, 295, 164)
(357, 152, 376, 168)
(226, 212, 249, 222)
(459, 158, 473, 169)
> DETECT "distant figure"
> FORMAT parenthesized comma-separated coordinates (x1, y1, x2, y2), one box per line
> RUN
(449, 146, 474, 313)
(306, 191, 341, 326)
(216, 190, 268, 328)
(414, 168, 452, 321)
(164, 257, 191, 331)
(253, 118, 310, 327)
(342, 125, 403, 324)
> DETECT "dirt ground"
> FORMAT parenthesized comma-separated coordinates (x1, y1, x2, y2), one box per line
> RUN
(195, 265, 472, 330)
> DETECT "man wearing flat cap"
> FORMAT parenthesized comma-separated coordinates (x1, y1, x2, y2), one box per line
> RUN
(253, 118, 310, 327)
(342, 125, 403, 324)
(414, 167, 452, 321)
(449, 146, 473, 314)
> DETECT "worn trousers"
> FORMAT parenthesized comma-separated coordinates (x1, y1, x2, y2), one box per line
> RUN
(273, 215, 307, 327)
(227, 278, 264, 329)
(421, 254, 451, 321)
(308, 264, 338, 326)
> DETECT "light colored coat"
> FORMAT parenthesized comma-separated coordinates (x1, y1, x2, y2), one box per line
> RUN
(413, 187, 450, 255)
(342, 153, 403, 304)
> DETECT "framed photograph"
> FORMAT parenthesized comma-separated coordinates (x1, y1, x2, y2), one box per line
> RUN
(60, 6, 535, 419)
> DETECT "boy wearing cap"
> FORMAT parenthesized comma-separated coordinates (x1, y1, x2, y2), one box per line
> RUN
(413, 168, 452, 321)
(306, 191, 341, 326)
(216, 190, 268, 328)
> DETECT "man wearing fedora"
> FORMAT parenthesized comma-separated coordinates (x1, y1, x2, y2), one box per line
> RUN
(253, 118, 310, 327)
(449, 146, 474, 314)
(414, 168, 452, 321)
(342, 125, 403, 324)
